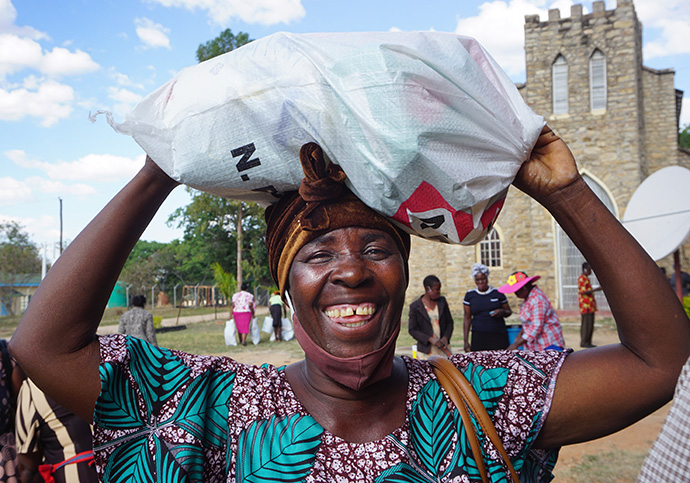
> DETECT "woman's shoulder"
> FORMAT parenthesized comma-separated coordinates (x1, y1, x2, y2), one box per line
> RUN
(98, 334, 284, 384)
(409, 296, 424, 309)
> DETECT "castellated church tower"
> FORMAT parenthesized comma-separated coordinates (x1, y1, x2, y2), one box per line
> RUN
(405, 0, 689, 315)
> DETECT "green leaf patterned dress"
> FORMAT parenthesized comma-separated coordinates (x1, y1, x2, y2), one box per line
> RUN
(93, 335, 567, 482)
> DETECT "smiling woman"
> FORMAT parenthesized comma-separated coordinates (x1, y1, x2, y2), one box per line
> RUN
(8, 129, 690, 482)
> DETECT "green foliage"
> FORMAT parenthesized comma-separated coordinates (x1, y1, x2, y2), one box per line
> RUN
(0, 222, 41, 316)
(680, 123, 690, 150)
(167, 188, 271, 288)
(213, 263, 236, 318)
(196, 29, 252, 63)
(684, 295, 690, 320)
(121, 240, 183, 294)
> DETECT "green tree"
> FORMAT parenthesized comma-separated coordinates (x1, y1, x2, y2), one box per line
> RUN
(680, 124, 690, 150)
(196, 29, 252, 63)
(167, 188, 271, 289)
(0, 222, 41, 316)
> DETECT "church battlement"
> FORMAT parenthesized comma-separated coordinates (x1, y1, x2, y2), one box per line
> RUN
(524, 0, 636, 30)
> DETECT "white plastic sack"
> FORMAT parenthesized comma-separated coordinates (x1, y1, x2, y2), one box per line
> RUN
(224, 319, 237, 346)
(281, 317, 294, 342)
(269, 318, 294, 342)
(105, 31, 544, 244)
(250, 317, 261, 345)
(261, 315, 274, 334)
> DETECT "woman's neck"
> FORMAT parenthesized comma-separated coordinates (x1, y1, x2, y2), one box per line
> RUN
(421, 294, 437, 309)
(285, 357, 408, 443)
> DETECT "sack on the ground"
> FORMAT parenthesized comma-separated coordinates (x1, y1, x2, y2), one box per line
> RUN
(261, 316, 274, 334)
(104, 31, 543, 245)
(250, 318, 261, 345)
(269, 318, 295, 342)
(224, 320, 237, 346)
(281, 318, 295, 342)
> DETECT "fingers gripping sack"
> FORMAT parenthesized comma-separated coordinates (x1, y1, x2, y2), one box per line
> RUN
(102, 31, 544, 244)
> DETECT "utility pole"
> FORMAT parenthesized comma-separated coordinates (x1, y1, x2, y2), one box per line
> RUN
(59, 197, 63, 255)
(237, 202, 243, 291)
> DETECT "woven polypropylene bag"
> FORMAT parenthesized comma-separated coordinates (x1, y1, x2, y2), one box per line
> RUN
(105, 31, 543, 244)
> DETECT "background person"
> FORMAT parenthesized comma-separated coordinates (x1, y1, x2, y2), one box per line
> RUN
(14, 376, 97, 483)
(578, 261, 602, 348)
(0, 340, 21, 483)
(117, 295, 157, 346)
(500, 271, 565, 351)
(268, 290, 286, 341)
(231, 282, 255, 346)
(408, 275, 454, 357)
(462, 263, 512, 352)
(8, 128, 690, 481)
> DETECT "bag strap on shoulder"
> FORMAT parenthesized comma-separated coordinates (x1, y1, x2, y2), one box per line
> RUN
(429, 355, 519, 483)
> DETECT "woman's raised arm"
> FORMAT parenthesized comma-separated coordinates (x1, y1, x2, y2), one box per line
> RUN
(516, 127, 690, 447)
(9, 157, 180, 421)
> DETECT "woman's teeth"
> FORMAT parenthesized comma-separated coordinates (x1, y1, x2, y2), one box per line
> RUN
(325, 305, 376, 318)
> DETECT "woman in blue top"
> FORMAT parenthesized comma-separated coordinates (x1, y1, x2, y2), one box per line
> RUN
(463, 264, 513, 352)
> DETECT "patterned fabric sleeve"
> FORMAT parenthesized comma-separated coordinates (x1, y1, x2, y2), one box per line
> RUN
(14, 380, 40, 454)
(520, 293, 545, 342)
(93, 334, 237, 483)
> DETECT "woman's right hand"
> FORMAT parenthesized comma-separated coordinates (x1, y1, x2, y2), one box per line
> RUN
(512, 125, 581, 206)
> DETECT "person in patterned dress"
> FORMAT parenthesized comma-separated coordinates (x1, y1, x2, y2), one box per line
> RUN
(499, 272, 565, 351)
(9, 127, 690, 482)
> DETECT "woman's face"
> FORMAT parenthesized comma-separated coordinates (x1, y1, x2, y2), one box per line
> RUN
(426, 282, 442, 300)
(288, 226, 407, 358)
(474, 273, 489, 292)
(515, 285, 530, 299)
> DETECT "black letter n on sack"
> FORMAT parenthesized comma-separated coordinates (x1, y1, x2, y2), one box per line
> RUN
(232, 143, 261, 181)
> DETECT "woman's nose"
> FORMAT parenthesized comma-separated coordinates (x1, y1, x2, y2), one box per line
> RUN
(329, 252, 371, 287)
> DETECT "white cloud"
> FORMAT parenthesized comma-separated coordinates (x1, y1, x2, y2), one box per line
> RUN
(0, 0, 47, 40)
(109, 68, 145, 89)
(25, 176, 97, 196)
(455, 0, 549, 78)
(0, 79, 74, 126)
(5, 149, 145, 182)
(149, 0, 305, 25)
(135, 17, 171, 49)
(626, 0, 690, 60)
(0, 33, 44, 77)
(107, 86, 144, 117)
(0, 213, 60, 246)
(40, 46, 99, 77)
(0, 176, 33, 205)
(0, 21, 98, 80)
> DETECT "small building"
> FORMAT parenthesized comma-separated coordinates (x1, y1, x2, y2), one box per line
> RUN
(406, 0, 689, 311)
(0, 274, 41, 317)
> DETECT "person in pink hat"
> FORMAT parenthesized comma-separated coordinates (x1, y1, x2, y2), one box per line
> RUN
(499, 271, 565, 351)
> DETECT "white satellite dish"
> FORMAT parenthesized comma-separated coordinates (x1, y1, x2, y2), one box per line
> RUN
(622, 166, 690, 261)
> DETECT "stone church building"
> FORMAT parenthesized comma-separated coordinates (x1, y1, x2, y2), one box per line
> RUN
(405, 0, 690, 312)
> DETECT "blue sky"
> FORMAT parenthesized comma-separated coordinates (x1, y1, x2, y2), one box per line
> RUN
(2, 0, 689, 263)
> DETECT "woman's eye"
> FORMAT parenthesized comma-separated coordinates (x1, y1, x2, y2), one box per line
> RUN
(305, 251, 333, 263)
(364, 247, 390, 259)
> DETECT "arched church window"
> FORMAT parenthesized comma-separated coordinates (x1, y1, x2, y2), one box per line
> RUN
(590, 50, 607, 111)
(552, 55, 568, 114)
(478, 228, 502, 267)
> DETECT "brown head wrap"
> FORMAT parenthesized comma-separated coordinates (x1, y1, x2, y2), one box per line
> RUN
(265, 143, 411, 295)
